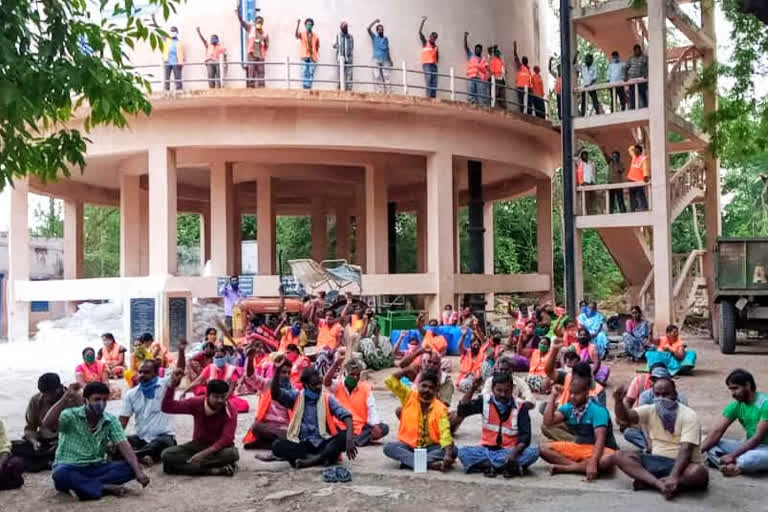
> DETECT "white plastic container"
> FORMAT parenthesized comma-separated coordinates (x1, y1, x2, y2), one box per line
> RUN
(413, 448, 427, 473)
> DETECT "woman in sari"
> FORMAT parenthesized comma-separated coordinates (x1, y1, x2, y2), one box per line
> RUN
(622, 306, 651, 361)
(75, 347, 121, 399)
(577, 301, 610, 359)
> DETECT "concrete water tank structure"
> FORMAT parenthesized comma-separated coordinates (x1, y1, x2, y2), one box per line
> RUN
(7, 0, 561, 345)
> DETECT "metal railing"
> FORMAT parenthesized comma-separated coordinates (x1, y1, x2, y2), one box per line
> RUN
(575, 180, 652, 216)
(573, 77, 649, 117)
(131, 56, 551, 119)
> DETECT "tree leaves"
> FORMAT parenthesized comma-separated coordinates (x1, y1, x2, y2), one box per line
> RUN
(0, 0, 180, 189)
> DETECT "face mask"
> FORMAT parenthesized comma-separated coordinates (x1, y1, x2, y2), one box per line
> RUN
(171, 32, 178, 39)
(86, 401, 106, 416)
(279, 377, 292, 389)
(538, 343, 549, 354)
(306, 23, 314, 31)
(344, 376, 358, 390)
(213, 357, 226, 368)
(425, 326, 437, 333)
(231, 281, 239, 290)
(211, 38, 219, 45)
(84, 353, 95, 363)
(578, 336, 590, 346)
(285, 352, 299, 363)
(304, 388, 320, 401)
(491, 396, 512, 415)
(291, 326, 301, 336)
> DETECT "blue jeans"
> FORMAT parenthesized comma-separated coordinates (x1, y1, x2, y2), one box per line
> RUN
(53, 461, 135, 501)
(623, 427, 648, 451)
(468, 77, 485, 104)
(422, 63, 438, 98)
(708, 439, 768, 474)
(302, 58, 316, 89)
(458, 444, 539, 472)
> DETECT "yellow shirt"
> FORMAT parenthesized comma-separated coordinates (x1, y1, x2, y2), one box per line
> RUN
(384, 375, 453, 448)
(635, 403, 702, 462)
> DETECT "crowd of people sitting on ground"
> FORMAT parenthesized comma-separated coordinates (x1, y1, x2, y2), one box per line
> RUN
(2, 293, 765, 503)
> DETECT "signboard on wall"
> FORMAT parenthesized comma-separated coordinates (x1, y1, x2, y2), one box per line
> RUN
(130, 298, 156, 341)
(168, 297, 187, 351)
(217, 276, 254, 297)
(238, 0, 259, 66)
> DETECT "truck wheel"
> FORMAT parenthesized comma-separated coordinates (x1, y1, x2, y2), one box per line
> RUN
(719, 301, 737, 355)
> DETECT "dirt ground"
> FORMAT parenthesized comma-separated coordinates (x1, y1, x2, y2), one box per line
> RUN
(2, 334, 768, 512)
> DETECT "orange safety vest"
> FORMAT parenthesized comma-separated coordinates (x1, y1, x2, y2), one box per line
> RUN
(532, 73, 545, 97)
(480, 394, 523, 448)
(206, 363, 237, 383)
(466, 55, 489, 80)
(457, 348, 485, 386)
(489, 57, 504, 79)
(241, 389, 275, 445)
(205, 44, 226, 62)
(627, 154, 648, 182)
(398, 390, 446, 448)
(576, 161, 585, 185)
(528, 349, 548, 377)
(421, 42, 438, 64)
(333, 381, 372, 434)
(247, 26, 267, 56)
(350, 314, 365, 333)
(300, 30, 319, 62)
(278, 330, 302, 352)
(80, 361, 106, 382)
(558, 373, 604, 407)
(317, 323, 342, 350)
(555, 75, 562, 94)
(422, 330, 447, 355)
(161, 38, 185, 65)
(515, 65, 532, 88)
(100, 343, 123, 365)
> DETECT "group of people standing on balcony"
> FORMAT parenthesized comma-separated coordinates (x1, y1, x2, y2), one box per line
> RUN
(575, 142, 650, 214)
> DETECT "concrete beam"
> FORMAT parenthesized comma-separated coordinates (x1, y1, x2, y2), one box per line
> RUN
(29, 177, 119, 206)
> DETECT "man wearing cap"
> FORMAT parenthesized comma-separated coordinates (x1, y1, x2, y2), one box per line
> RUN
(11, 373, 83, 472)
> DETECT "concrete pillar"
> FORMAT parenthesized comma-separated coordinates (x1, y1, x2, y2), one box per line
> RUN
(365, 164, 388, 273)
(416, 199, 427, 273)
(257, 175, 275, 275)
(574, 229, 584, 304)
(648, 0, 673, 329)
(120, 174, 141, 277)
(425, 152, 455, 318)
(138, 187, 149, 275)
(8, 178, 30, 341)
(701, 0, 721, 335)
(483, 201, 495, 308)
(536, 179, 554, 303)
(148, 146, 178, 276)
(63, 199, 84, 282)
(210, 161, 232, 276)
(453, 166, 461, 274)
(356, 184, 367, 269)
(311, 198, 327, 263)
(336, 203, 350, 261)
(232, 192, 242, 275)
(203, 207, 211, 270)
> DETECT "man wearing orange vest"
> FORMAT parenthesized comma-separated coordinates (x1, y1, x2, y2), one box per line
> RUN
(196, 27, 227, 89)
(417, 312, 449, 356)
(513, 41, 532, 114)
(271, 366, 356, 468)
(295, 18, 320, 90)
(456, 372, 539, 477)
(488, 46, 506, 109)
(456, 327, 486, 392)
(627, 144, 650, 212)
(531, 65, 546, 118)
(242, 356, 292, 451)
(161, 26, 184, 92)
(236, 4, 269, 88)
(383, 367, 456, 470)
(418, 16, 439, 98)
(324, 358, 390, 446)
(463, 33, 488, 105)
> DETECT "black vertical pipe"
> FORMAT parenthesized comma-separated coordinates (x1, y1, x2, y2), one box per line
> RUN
(560, 0, 577, 319)
(388, 202, 397, 274)
(467, 160, 485, 274)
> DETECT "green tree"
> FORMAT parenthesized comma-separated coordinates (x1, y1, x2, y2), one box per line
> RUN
(83, 205, 120, 277)
(276, 216, 312, 268)
(0, 0, 180, 188)
(177, 213, 201, 247)
(31, 197, 64, 238)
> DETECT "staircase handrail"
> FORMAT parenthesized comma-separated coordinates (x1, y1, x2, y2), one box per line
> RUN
(672, 249, 706, 298)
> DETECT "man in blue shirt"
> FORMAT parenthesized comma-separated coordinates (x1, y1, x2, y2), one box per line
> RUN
(367, 19, 392, 93)
(218, 276, 244, 335)
(607, 51, 627, 112)
(270, 364, 356, 468)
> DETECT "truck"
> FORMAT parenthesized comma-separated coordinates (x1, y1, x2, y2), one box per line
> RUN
(714, 237, 768, 354)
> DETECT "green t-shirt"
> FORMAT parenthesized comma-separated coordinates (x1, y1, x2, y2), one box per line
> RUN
(723, 392, 768, 444)
(54, 406, 126, 466)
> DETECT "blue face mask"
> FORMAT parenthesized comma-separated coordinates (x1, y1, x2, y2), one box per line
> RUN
(291, 326, 301, 336)
(424, 326, 437, 334)
(491, 396, 512, 416)
(304, 388, 320, 401)
(139, 376, 160, 399)
(213, 357, 226, 368)
(86, 401, 106, 416)
(225, 355, 236, 365)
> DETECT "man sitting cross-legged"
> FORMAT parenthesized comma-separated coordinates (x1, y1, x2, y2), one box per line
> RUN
(118, 339, 186, 465)
(270, 366, 357, 468)
(701, 368, 768, 477)
(46, 382, 149, 500)
(456, 372, 539, 477)
(540, 362, 617, 481)
(160, 371, 239, 477)
(383, 367, 456, 471)
(614, 378, 708, 500)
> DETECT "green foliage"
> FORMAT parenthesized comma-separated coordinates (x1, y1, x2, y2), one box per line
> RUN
(31, 197, 64, 238)
(83, 205, 120, 278)
(241, 215, 257, 241)
(177, 213, 200, 247)
(276, 216, 312, 267)
(395, 212, 418, 273)
(0, 0, 180, 188)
